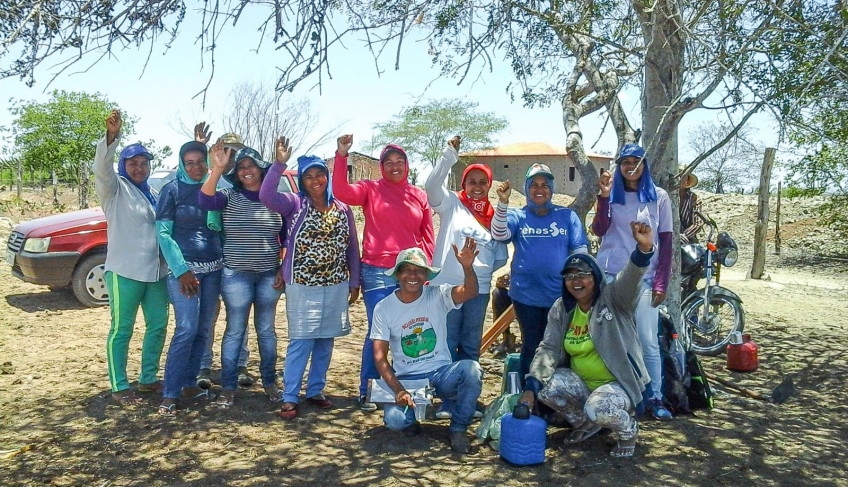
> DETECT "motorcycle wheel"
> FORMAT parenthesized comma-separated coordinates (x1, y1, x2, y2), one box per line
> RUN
(681, 293, 745, 356)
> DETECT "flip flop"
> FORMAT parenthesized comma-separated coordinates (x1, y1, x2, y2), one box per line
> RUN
(158, 403, 178, 417)
(112, 391, 143, 406)
(138, 381, 163, 393)
(265, 387, 284, 403)
(565, 423, 603, 444)
(215, 391, 235, 408)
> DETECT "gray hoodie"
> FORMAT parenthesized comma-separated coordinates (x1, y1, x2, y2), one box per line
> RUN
(526, 249, 652, 408)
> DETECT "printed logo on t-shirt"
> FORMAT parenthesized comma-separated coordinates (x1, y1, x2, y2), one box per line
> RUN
(460, 225, 496, 249)
(520, 221, 568, 237)
(400, 317, 437, 358)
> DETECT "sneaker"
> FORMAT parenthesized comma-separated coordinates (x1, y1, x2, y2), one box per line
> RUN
(358, 395, 378, 412)
(196, 368, 212, 390)
(237, 367, 255, 388)
(450, 431, 472, 454)
(646, 398, 673, 421)
(435, 404, 452, 420)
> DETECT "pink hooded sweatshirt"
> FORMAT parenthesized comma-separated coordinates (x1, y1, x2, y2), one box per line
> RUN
(332, 145, 434, 268)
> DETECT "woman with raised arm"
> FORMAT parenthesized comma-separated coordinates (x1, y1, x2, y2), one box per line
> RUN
(423, 136, 507, 418)
(155, 140, 224, 416)
(198, 142, 285, 408)
(490, 164, 589, 384)
(519, 221, 655, 458)
(592, 143, 674, 421)
(332, 134, 434, 411)
(261, 137, 361, 419)
(95, 110, 169, 406)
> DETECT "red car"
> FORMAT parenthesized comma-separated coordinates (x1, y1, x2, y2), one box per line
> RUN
(6, 169, 299, 307)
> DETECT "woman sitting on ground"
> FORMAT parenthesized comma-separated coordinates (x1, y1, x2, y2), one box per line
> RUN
(260, 137, 361, 420)
(199, 141, 286, 408)
(519, 221, 655, 458)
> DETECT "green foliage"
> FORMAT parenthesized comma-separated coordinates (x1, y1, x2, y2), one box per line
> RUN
(9, 90, 127, 182)
(785, 143, 848, 240)
(370, 98, 507, 168)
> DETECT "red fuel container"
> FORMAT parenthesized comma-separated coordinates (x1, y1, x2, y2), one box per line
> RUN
(727, 333, 759, 372)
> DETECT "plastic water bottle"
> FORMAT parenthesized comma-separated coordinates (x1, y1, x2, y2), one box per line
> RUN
(669, 333, 686, 380)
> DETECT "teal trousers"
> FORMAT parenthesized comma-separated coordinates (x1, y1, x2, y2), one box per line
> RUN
(105, 271, 169, 392)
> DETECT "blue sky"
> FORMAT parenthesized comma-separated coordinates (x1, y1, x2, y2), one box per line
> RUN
(0, 8, 775, 178)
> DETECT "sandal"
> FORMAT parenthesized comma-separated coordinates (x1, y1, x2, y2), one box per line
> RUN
(565, 423, 603, 444)
(112, 390, 143, 406)
(610, 425, 638, 458)
(158, 403, 178, 417)
(265, 386, 284, 403)
(138, 381, 163, 393)
(183, 388, 214, 401)
(215, 390, 235, 408)
(306, 395, 334, 409)
(278, 402, 298, 420)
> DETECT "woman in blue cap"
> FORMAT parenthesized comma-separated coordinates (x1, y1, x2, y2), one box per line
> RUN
(155, 138, 224, 416)
(199, 141, 286, 408)
(592, 143, 673, 420)
(491, 163, 589, 383)
(95, 110, 170, 406)
(260, 137, 361, 420)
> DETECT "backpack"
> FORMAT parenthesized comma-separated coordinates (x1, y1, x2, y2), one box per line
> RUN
(659, 311, 714, 414)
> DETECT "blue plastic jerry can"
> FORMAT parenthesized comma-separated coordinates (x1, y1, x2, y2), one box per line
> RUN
(499, 402, 547, 466)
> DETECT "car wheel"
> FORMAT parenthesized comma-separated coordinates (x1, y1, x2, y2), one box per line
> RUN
(71, 253, 109, 307)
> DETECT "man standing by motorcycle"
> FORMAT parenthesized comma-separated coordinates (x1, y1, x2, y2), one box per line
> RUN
(678, 168, 703, 244)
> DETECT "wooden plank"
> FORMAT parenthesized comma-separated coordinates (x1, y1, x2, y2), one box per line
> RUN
(750, 147, 776, 279)
(479, 304, 516, 356)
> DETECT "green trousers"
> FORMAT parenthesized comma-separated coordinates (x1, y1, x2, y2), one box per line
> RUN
(105, 271, 169, 392)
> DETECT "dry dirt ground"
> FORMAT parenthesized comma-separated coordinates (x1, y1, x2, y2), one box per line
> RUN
(1, 188, 847, 486)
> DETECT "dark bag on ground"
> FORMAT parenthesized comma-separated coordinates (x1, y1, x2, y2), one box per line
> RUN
(659, 312, 714, 414)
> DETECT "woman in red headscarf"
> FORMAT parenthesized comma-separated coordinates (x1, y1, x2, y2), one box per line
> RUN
(424, 136, 508, 419)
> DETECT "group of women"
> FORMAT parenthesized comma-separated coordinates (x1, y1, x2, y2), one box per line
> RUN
(97, 105, 674, 457)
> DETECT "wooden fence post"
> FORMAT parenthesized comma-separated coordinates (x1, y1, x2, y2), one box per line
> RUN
(775, 181, 782, 256)
(751, 148, 776, 279)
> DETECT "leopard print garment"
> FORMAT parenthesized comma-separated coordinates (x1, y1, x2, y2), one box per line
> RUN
(292, 204, 349, 286)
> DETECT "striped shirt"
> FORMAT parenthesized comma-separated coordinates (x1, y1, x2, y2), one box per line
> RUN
(205, 189, 283, 272)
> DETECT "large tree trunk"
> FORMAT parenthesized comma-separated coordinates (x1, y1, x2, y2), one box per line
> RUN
(637, 0, 687, 325)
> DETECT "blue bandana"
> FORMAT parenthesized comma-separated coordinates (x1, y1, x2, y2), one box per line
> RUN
(118, 144, 155, 206)
(611, 143, 658, 204)
(297, 155, 334, 206)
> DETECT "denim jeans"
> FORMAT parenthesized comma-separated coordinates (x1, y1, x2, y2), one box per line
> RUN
(383, 360, 483, 432)
(446, 293, 490, 362)
(634, 281, 662, 400)
(512, 300, 552, 384)
(201, 303, 249, 370)
(359, 263, 398, 397)
(163, 269, 222, 399)
(219, 267, 282, 390)
(282, 338, 334, 403)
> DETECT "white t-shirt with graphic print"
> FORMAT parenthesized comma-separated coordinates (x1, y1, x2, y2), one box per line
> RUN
(370, 284, 459, 377)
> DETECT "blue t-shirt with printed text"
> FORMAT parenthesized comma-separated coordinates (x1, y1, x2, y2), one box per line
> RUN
(505, 205, 588, 307)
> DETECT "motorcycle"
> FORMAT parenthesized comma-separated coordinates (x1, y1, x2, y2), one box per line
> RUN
(677, 211, 746, 355)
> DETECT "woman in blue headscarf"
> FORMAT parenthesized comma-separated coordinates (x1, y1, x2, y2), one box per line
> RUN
(155, 139, 224, 416)
(95, 110, 170, 406)
(491, 163, 589, 383)
(199, 142, 285, 408)
(259, 136, 361, 420)
(592, 143, 674, 420)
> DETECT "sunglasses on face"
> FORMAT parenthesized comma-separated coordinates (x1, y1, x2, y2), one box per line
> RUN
(563, 271, 593, 282)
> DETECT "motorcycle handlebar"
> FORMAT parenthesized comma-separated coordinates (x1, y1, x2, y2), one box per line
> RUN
(695, 210, 717, 229)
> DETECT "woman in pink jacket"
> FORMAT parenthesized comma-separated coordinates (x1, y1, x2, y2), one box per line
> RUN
(332, 134, 435, 411)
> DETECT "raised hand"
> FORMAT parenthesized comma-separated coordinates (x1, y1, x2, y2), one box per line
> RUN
(194, 122, 211, 145)
(337, 134, 353, 157)
(452, 236, 479, 269)
(275, 136, 292, 164)
(497, 180, 512, 204)
(598, 168, 612, 197)
(209, 140, 232, 173)
(105, 110, 122, 145)
(630, 221, 654, 252)
(448, 135, 461, 152)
